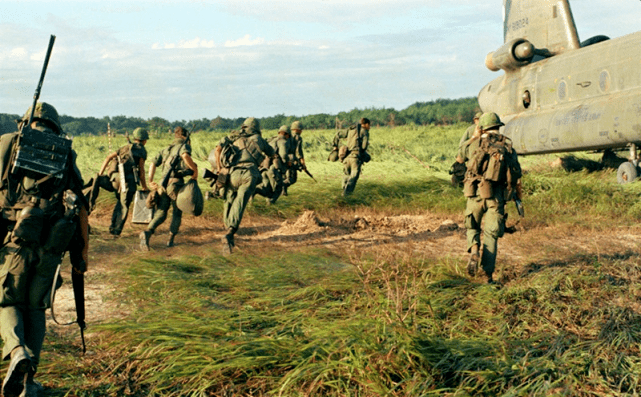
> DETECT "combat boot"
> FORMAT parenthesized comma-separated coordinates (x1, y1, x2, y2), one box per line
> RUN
(2, 347, 30, 397)
(19, 371, 43, 397)
(139, 231, 152, 251)
(167, 233, 176, 247)
(222, 227, 236, 256)
(467, 245, 479, 277)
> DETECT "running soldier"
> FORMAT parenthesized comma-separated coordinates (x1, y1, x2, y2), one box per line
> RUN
(332, 117, 371, 196)
(87, 127, 148, 235)
(214, 117, 275, 255)
(283, 120, 305, 195)
(255, 125, 290, 204)
(140, 126, 198, 250)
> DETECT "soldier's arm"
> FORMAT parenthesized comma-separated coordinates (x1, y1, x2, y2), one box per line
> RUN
(148, 163, 157, 184)
(332, 130, 347, 147)
(181, 152, 198, 180)
(98, 152, 117, 175)
(361, 131, 369, 152)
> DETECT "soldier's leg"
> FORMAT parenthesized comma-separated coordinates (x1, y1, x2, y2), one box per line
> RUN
(169, 199, 183, 236)
(226, 168, 259, 230)
(141, 193, 170, 250)
(223, 185, 237, 230)
(268, 167, 283, 204)
(111, 185, 136, 236)
(480, 199, 506, 282)
(343, 158, 361, 196)
(464, 197, 485, 276)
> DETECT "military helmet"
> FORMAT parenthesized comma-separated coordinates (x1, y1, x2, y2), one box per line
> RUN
(133, 127, 149, 140)
(478, 112, 504, 131)
(278, 125, 291, 135)
(242, 117, 260, 132)
(291, 120, 303, 131)
(22, 102, 62, 134)
(474, 111, 483, 120)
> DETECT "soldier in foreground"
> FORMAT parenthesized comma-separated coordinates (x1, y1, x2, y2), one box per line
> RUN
(140, 126, 197, 250)
(450, 112, 482, 187)
(332, 117, 371, 196)
(215, 117, 275, 255)
(0, 103, 89, 397)
(87, 127, 149, 235)
(460, 112, 522, 284)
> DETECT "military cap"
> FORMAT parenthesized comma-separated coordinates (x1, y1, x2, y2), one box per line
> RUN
(478, 112, 504, 131)
(133, 127, 149, 140)
(22, 102, 62, 134)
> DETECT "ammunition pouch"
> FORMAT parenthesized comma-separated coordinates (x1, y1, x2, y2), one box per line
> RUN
(359, 151, 371, 163)
(11, 206, 45, 245)
(463, 178, 478, 197)
(43, 218, 76, 254)
(478, 179, 493, 199)
(484, 152, 505, 182)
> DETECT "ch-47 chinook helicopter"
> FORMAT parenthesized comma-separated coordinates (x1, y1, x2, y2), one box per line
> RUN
(478, 0, 641, 184)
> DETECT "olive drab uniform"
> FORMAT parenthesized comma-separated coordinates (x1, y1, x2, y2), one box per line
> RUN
(460, 132, 522, 279)
(256, 135, 289, 204)
(146, 138, 191, 236)
(221, 128, 275, 231)
(285, 132, 303, 188)
(332, 124, 370, 196)
(0, 125, 85, 386)
(89, 142, 147, 235)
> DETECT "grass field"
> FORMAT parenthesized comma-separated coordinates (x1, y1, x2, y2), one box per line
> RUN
(31, 124, 641, 396)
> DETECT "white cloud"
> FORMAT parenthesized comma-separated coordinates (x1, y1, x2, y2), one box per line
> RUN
(152, 37, 215, 50)
(224, 34, 266, 48)
(10, 48, 27, 59)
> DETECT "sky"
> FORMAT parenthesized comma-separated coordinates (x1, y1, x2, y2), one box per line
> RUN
(0, 0, 640, 121)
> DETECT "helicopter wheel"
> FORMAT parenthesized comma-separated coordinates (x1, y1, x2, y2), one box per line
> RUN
(616, 161, 638, 184)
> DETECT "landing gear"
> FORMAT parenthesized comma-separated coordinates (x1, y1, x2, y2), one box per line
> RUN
(617, 144, 639, 184)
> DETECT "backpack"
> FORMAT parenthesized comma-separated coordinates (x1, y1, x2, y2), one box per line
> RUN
(464, 134, 521, 197)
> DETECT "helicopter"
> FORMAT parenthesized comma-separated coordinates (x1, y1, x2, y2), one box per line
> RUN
(478, 0, 641, 184)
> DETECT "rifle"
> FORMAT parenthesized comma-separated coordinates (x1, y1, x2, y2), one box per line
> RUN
(298, 165, 316, 182)
(22, 35, 56, 132)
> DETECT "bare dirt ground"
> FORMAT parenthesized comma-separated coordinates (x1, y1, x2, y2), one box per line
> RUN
(48, 206, 641, 338)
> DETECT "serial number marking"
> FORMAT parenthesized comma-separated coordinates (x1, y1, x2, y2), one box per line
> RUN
(509, 17, 529, 31)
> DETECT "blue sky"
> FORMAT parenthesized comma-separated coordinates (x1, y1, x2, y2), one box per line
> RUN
(1, 0, 639, 121)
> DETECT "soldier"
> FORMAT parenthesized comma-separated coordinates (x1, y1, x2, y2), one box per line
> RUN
(332, 117, 371, 196)
(255, 125, 290, 204)
(460, 112, 522, 284)
(450, 112, 482, 187)
(140, 126, 198, 250)
(88, 127, 148, 235)
(214, 117, 275, 255)
(0, 103, 89, 397)
(283, 120, 305, 195)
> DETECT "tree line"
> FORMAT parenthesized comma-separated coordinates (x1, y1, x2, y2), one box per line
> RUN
(0, 97, 479, 136)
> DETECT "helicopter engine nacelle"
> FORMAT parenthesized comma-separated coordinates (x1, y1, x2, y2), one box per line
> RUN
(485, 38, 535, 72)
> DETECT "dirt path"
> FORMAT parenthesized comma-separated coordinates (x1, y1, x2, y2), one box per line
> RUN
(48, 208, 641, 335)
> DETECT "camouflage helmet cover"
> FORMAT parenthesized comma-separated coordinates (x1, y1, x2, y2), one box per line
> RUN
(478, 112, 504, 131)
(474, 112, 483, 120)
(133, 127, 149, 140)
(242, 117, 260, 133)
(278, 125, 291, 135)
(23, 102, 62, 133)
(291, 120, 303, 130)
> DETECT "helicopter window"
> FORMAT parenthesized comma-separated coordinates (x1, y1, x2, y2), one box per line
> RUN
(522, 90, 531, 108)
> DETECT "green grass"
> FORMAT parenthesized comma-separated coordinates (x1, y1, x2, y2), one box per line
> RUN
(31, 124, 641, 395)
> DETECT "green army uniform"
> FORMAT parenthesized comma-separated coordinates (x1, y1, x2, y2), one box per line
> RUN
(461, 113, 521, 283)
(221, 118, 275, 254)
(89, 140, 147, 235)
(146, 137, 191, 237)
(286, 132, 303, 188)
(332, 124, 370, 196)
(0, 103, 87, 397)
(256, 130, 290, 204)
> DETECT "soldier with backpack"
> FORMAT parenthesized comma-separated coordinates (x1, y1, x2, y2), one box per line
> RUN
(213, 117, 275, 255)
(0, 102, 89, 397)
(87, 127, 149, 236)
(140, 126, 198, 250)
(460, 112, 522, 284)
(255, 125, 290, 204)
(331, 117, 371, 196)
(282, 120, 305, 195)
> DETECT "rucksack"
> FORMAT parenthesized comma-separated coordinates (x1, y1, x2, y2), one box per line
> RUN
(467, 134, 520, 183)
